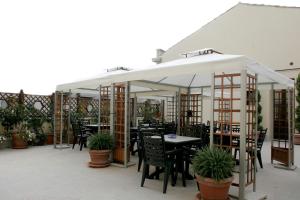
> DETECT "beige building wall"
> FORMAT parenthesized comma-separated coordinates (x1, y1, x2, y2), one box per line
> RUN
(157, 3, 300, 138)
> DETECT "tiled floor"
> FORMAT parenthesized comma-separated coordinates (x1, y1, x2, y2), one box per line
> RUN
(0, 141, 299, 200)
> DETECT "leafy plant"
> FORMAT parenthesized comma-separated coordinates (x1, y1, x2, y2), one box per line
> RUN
(1, 104, 26, 134)
(33, 131, 47, 145)
(14, 123, 34, 143)
(192, 147, 235, 181)
(26, 106, 47, 145)
(143, 100, 158, 123)
(296, 74, 300, 132)
(88, 132, 114, 150)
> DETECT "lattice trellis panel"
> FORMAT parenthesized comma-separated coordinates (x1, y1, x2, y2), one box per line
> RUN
(68, 97, 78, 117)
(166, 96, 176, 122)
(0, 92, 19, 108)
(77, 97, 99, 121)
(54, 92, 69, 144)
(136, 101, 162, 120)
(272, 89, 294, 166)
(24, 94, 52, 120)
(0, 92, 54, 122)
(213, 73, 257, 189)
(113, 85, 128, 163)
(180, 93, 202, 128)
(100, 86, 110, 131)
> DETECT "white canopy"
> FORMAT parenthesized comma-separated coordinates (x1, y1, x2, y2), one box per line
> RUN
(56, 54, 294, 93)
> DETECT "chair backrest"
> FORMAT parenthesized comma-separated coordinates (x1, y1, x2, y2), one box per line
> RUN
(163, 122, 177, 135)
(71, 121, 81, 137)
(143, 133, 166, 167)
(257, 128, 267, 150)
(137, 129, 157, 151)
(232, 127, 240, 133)
(199, 124, 210, 147)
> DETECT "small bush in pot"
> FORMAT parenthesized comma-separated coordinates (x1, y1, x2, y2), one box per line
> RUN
(192, 147, 235, 200)
(88, 133, 114, 168)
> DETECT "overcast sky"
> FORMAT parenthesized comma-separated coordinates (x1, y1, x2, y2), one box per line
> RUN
(0, 0, 299, 95)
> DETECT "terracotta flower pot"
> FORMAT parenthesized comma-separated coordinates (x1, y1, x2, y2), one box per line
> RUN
(196, 175, 233, 200)
(46, 134, 54, 145)
(89, 150, 111, 168)
(12, 133, 28, 149)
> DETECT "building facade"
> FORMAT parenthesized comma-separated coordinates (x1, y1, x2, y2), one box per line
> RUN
(154, 3, 300, 136)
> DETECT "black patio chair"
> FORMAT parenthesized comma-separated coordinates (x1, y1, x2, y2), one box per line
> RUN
(234, 128, 267, 168)
(252, 128, 267, 168)
(163, 122, 177, 135)
(130, 128, 138, 156)
(141, 133, 182, 194)
(137, 128, 157, 172)
(71, 120, 91, 151)
(182, 124, 207, 179)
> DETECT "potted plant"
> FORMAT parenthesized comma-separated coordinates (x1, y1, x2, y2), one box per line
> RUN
(27, 107, 47, 146)
(88, 132, 114, 168)
(192, 147, 235, 200)
(11, 123, 31, 149)
(1, 104, 29, 149)
(0, 135, 7, 149)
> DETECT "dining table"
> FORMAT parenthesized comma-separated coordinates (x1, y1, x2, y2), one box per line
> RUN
(148, 135, 202, 182)
(84, 124, 110, 133)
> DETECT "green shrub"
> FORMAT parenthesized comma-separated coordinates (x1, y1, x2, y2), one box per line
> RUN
(192, 147, 235, 181)
(88, 133, 114, 150)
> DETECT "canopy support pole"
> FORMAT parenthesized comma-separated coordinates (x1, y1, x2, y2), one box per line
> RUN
(98, 85, 102, 133)
(187, 88, 191, 126)
(200, 87, 203, 124)
(60, 93, 63, 147)
(54, 92, 57, 148)
(253, 74, 258, 192)
(270, 84, 274, 164)
(67, 90, 71, 146)
(110, 84, 115, 164)
(210, 73, 215, 148)
(177, 88, 181, 135)
(133, 94, 137, 127)
(124, 82, 130, 167)
(110, 84, 115, 137)
(239, 69, 247, 200)
(288, 87, 291, 169)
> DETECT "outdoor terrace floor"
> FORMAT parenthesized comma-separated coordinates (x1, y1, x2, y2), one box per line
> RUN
(0, 141, 299, 200)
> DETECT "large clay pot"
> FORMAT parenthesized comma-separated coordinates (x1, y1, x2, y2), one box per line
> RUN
(196, 175, 233, 200)
(46, 134, 54, 145)
(12, 133, 28, 149)
(89, 150, 111, 168)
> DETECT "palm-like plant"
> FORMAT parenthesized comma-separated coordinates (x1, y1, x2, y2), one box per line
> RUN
(192, 147, 235, 181)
